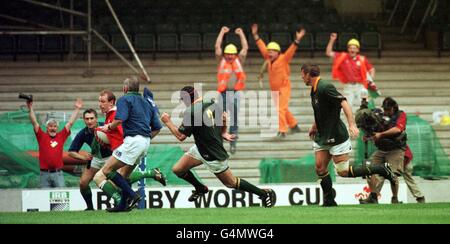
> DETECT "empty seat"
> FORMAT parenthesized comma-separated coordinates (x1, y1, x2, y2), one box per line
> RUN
(17, 35, 40, 61)
(202, 32, 217, 52)
(135, 33, 156, 59)
(157, 33, 179, 58)
(200, 23, 220, 34)
(180, 33, 202, 52)
(297, 32, 314, 58)
(72, 35, 86, 54)
(178, 23, 201, 34)
(91, 33, 110, 54)
(0, 35, 16, 60)
(314, 32, 330, 51)
(361, 32, 382, 58)
(0, 36, 15, 53)
(270, 32, 292, 50)
(438, 31, 450, 57)
(224, 33, 242, 50)
(155, 23, 177, 34)
(443, 31, 450, 49)
(41, 35, 64, 60)
(248, 32, 269, 51)
(337, 32, 359, 51)
(111, 33, 133, 52)
(267, 22, 289, 33)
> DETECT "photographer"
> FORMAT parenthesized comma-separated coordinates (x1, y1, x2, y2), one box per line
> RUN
(25, 95, 83, 188)
(358, 97, 406, 204)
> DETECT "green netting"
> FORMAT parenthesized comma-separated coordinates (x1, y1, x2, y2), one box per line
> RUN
(259, 154, 336, 183)
(0, 110, 189, 188)
(355, 114, 450, 177)
(144, 144, 192, 186)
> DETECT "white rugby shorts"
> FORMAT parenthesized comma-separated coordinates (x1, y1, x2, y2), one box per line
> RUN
(113, 135, 150, 166)
(185, 145, 229, 174)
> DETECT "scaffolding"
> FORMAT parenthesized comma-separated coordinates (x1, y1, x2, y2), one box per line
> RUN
(0, 0, 151, 81)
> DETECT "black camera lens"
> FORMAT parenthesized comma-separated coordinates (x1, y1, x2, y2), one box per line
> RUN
(18, 93, 33, 102)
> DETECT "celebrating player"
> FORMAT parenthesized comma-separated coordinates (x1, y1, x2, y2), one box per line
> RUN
(160, 85, 276, 208)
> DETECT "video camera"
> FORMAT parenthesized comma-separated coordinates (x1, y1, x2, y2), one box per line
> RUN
(18, 93, 33, 102)
(355, 98, 387, 136)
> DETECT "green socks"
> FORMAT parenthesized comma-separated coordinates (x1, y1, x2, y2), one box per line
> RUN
(99, 180, 121, 205)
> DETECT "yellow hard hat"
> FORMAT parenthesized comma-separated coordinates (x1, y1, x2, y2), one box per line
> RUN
(267, 42, 281, 52)
(441, 115, 450, 126)
(224, 44, 238, 54)
(347, 38, 360, 48)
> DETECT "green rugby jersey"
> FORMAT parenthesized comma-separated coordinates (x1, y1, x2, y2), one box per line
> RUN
(310, 79, 349, 146)
(178, 100, 229, 161)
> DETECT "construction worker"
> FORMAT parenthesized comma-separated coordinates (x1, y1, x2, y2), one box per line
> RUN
(326, 33, 376, 111)
(215, 26, 248, 153)
(251, 23, 303, 139)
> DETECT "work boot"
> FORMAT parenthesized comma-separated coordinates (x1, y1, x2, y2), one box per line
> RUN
(359, 193, 379, 204)
(288, 124, 301, 135)
(230, 141, 237, 154)
(271, 132, 287, 141)
(416, 196, 426, 203)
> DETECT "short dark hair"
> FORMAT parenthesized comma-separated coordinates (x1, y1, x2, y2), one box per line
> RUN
(83, 108, 97, 118)
(382, 97, 399, 112)
(180, 86, 198, 104)
(123, 76, 140, 92)
(100, 89, 116, 104)
(301, 64, 320, 77)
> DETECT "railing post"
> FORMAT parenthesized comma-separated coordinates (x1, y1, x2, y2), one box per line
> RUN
(387, 0, 401, 26)
(414, 0, 434, 41)
(104, 0, 151, 82)
(68, 0, 74, 59)
(401, 0, 417, 34)
(83, 0, 93, 77)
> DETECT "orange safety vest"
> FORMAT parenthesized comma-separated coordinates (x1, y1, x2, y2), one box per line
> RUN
(217, 58, 246, 92)
(332, 53, 368, 88)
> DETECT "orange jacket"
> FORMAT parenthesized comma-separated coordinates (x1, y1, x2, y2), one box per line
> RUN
(217, 58, 246, 92)
(256, 39, 298, 91)
(332, 53, 369, 88)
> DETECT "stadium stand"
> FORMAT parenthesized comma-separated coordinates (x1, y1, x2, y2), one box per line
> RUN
(1, 53, 449, 185)
(0, 0, 383, 60)
(0, 0, 449, 186)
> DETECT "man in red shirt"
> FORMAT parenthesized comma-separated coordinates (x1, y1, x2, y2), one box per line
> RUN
(326, 33, 376, 110)
(27, 98, 83, 188)
(98, 90, 124, 150)
(359, 97, 408, 204)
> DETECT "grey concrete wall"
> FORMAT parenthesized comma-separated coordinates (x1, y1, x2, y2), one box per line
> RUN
(0, 189, 22, 212)
(407, 179, 450, 203)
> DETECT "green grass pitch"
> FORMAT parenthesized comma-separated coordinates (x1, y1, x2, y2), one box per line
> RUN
(1, 203, 449, 224)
